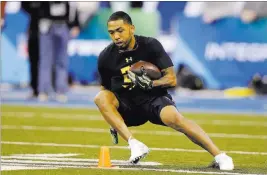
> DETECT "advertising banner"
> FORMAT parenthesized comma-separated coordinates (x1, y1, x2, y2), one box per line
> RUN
(172, 13, 267, 89)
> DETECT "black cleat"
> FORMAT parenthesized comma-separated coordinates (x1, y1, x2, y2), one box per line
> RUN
(130, 152, 148, 164)
(110, 127, 119, 144)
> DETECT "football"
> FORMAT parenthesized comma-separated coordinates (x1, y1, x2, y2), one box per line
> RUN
(130, 61, 162, 80)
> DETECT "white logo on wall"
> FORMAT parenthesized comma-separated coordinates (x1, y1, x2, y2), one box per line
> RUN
(68, 40, 110, 57)
(67, 35, 176, 57)
(205, 42, 267, 62)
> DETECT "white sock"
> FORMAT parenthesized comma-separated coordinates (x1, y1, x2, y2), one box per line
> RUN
(215, 153, 226, 161)
(128, 136, 134, 145)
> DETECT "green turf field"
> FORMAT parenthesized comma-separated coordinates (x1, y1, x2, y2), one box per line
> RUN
(1, 105, 267, 175)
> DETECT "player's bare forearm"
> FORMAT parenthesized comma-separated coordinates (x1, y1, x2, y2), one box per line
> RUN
(152, 67, 177, 88)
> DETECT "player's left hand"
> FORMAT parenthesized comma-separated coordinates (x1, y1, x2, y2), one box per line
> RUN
(127, 70, 153, 91)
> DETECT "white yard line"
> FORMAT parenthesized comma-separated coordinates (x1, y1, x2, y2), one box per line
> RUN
(89, 166, 266, 175)
(1, 165, 58, 171)
(2, 111, 267, 127)
(1, 156, 161, 166)
(1, 153, 265, 175)
(2, 125, 267, 139)
(3, 101, 267, 116)
(1, 112, 102, 120)
(2, 141, 267, 155)
(195, 120, 267, 127)
(1, 161, 264, 175)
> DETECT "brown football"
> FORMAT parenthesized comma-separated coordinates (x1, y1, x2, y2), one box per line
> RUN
(130, 61, 162, 80)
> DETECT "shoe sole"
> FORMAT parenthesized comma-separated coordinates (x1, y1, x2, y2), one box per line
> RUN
(208, 161, 219, 169)
(130, 151, 149, 164)
(208, 161, 234, 170)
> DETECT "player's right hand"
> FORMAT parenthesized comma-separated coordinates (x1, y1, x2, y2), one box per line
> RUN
(128, 70, 153, 91)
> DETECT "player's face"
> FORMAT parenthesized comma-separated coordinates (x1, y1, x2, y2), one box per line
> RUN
(107, 19, 135, 49)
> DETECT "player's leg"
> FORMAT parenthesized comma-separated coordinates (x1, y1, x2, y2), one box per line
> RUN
(38, 27, 54, 100)
(160, 105, 220, 155)
(94, 90, 132, 141)
(28, 32, 40, 97)
(94, 90, 149, 163)
(160, 105, 234, 170)
(54, 24, 69, 101)
(147, 95, 233, 170)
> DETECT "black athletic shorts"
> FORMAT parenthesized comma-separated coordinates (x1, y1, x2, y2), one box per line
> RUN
(115, 94, 176, 127)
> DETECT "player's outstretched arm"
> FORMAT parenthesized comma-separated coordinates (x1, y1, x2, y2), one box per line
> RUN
(152, 66, 177, 88)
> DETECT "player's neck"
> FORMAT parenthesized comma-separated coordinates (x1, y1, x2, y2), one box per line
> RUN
(118, 36, 137, 53)
(127, 36, 136, 50)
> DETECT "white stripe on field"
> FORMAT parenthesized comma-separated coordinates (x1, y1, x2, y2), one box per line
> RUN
(3, 102, 267, 116)
(2, 141, 267, 155)
(2, 125, 267, 139)
(1, 159, 93, 166)
(91, 166, 266, 175)
(195, 120, 267, 127)
(1, 112, 102, 121)
(1, 165, 58, 171)
(2, 111, 267, 127)
(1, 156, 161, 166)
(1, 162, 263, 175)
(1, 159, 159, 167)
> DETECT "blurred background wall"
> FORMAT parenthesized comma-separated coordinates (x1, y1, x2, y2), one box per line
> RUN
(1, 1, 267, 94)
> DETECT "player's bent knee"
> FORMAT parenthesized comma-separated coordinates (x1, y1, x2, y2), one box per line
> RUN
(94, 90, 119, 109)
(160, 106, 184, 127)
(94, 91, 111, 106)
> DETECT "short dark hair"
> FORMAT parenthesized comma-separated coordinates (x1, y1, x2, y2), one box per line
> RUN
(108, 11, 132, 25)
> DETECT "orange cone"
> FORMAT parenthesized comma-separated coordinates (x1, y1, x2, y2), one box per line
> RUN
(98, 146, 112, 168)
